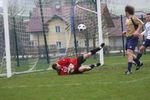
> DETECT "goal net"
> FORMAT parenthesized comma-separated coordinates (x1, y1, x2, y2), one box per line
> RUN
(0, 0, 104, 77)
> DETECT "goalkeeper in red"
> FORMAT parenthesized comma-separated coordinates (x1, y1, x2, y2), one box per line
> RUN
(52, 43, 105, 75)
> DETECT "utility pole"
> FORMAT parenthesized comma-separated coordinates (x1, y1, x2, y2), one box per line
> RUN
(39, 0, 50, 64)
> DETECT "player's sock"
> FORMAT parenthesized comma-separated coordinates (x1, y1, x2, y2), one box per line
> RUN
(133, 58, 140, 66)
(128, 62, 132, 72)
(96, 63, 101, 66)
(90, 43, 105, 55)
(89, 64, 95, 68)
(136, 53, 142, 60)
(89, 63, 101, 68)
(90, 48, 100, 55)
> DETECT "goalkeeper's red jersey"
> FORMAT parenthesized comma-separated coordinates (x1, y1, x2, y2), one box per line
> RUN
(57, 57, 78, 75)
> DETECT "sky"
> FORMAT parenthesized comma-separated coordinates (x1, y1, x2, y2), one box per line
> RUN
(104, 0, 150, 15)
(0, 0, 2, 7)
(0, 0, 150, 15)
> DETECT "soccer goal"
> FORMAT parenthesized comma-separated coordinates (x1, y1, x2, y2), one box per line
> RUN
(0, 0, 104, 78)
(75, 0, 104, 63)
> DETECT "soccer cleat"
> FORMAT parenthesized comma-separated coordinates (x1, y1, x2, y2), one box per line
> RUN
(124, 71, 132, 75)
(90, 43, 105, 55)
(136, 61, 143, 71)
(90, 63, 101, 68)
(100, 43, 105, 48)
(96, 63, 101, 67)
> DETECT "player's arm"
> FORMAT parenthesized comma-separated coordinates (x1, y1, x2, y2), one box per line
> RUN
(133, 17, 144, 36)
(141, 30, 147, 35)
(141, 24, 150, 36)
(67, 63, 74, 74)
(147, 25, 150, 35)
(122, 31, 127, 35)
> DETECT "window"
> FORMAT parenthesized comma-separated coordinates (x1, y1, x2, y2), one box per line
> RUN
(55, 2, 61, 10)
(30, 40, 37, 46)
(55, 26, 61, 33)
(56, 41, 61, 49)
(30, 33, 34, 41)
(84, 40, 89, 47)
(55, 4, 61, 9)
(74, 41, 79, 48)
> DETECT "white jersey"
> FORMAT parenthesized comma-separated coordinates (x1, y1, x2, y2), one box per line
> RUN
(141, 22, 150, 39)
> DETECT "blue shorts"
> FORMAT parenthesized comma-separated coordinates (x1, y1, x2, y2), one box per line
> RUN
(142, 39, 150, 48)
(126, 36, 138, 51)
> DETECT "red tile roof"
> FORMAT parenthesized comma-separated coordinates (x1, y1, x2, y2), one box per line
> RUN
(26, 6, 71, 32)
(108, 17, 127, 36)
(26, 3, 110, 33)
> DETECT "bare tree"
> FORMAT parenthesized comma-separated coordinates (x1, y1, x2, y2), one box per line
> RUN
(8, 0, 29, 60)
(8, 0, 25, 17)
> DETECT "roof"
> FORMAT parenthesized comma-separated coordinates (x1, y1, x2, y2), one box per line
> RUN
(46, 15, 68, 24)
(26, 6, 71, 32)
(108, 16, 127, 37)
(26, 3, 114, 32)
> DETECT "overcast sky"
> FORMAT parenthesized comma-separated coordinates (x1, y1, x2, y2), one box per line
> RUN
(104, 0, 150, 15)
(0, 0, 150, 14)
(0, 0, 2, 7)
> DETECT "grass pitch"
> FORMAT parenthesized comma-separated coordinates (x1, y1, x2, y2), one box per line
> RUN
(0, 54, 150, 100)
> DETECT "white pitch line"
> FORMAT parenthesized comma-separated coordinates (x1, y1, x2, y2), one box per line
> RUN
(1, 76, 150, 89)
(110, 59, 150, 65)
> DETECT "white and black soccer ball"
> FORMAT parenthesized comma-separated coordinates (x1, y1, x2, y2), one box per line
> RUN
(77, 24, 86, 31)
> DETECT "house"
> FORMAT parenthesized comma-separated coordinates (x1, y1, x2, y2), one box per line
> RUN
(26, 1, 114, 56)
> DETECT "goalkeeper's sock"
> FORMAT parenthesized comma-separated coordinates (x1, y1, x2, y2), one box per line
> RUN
(90, 63, 101, 68)
(89, 64, 95, 68)
(90, 48, 100, 55)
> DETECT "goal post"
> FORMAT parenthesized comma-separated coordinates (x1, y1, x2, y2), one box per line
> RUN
(75, 0, 104, 65)
(3, 0, 12, 78)
(0, 0, 105, 78)
(97, 0, 104, 65)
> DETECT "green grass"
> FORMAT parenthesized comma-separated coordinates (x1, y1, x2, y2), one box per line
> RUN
(0, 55, 150, 100)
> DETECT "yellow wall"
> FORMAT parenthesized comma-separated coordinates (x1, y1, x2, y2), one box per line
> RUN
(32, 18, 94, 48)
(47, 19, 70, 48)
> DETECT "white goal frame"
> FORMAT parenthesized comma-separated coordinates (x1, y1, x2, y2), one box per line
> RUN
(2, 0, 104, 78)
(3, 0, 12, 78)
(75, 0, 104, 65)
(97, 0, 104, 65)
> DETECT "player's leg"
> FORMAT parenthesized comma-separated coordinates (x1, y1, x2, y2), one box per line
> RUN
(127, 37, 143, 71)
(77, 53, 99, 69)
(83, 52, 92, 59)
(76, 43, 104, 73)
(137, 45, 146, 59)
(136, 39, 150, 60)
(76, 54, 100, 74)
(90, 43, 105, 55)
(78, 63, 101, 72)
(78, 66, 92, 72)
(132, 53, 143, 70)
(125, 49, 134, 74)
(135, 40, 150, 70)
(125, 36, 140, 74)
(135, 39, 150, 70)
(83, 43, 105, 59)
(125, 38, 136, 74)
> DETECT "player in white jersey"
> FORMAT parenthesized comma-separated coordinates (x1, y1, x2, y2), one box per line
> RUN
(136, 13, 150, 70)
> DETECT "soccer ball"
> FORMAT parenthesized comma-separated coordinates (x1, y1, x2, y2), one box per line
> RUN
(78, 24, 86, 31)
